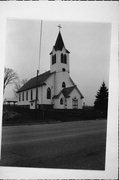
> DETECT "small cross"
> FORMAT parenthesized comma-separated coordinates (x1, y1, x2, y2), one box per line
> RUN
(58, 24, 62, 31)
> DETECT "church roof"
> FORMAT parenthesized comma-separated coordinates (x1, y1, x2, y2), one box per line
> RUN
(53, 86, 84, 99)
(50, 31, 70, 54)
(62, 86, 76, 98)
(17, 71, 54, 93)
(54, 31, 64, 51)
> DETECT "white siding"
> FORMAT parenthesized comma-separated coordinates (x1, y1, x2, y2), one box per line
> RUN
(53, 94, 65, 109)
(17, 88, 36, 106)
(67, 88, 83, 109)
(50, 48, 69, 73)
(53, 88, 83, 109)
(30, 101, 35, 109)
(41, 74, 54, 105)
(54, 71, 73, 95)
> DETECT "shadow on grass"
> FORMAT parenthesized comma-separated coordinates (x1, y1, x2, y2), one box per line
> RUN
(2, 106, 107, 126)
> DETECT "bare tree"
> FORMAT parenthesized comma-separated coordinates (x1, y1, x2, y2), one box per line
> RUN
(4, 67, 18, 94)
(14, 78, 27, 98)
(13, 79, 21, 98)
(21, 79, 27, 86)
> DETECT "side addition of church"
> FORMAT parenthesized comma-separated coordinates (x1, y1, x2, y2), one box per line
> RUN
(17, 28, 84, 109)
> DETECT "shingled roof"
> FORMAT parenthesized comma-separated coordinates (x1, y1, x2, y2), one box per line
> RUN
(53, 86, 84, 99)
(50, 31, 70, 54)
(62, 86, 75, 98)
(17, 71, 54, 93)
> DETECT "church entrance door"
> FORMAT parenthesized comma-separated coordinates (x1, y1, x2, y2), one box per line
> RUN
(72, 97, 78, 109)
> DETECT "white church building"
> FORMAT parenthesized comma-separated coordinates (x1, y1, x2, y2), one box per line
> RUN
(17, 29, 84, 109)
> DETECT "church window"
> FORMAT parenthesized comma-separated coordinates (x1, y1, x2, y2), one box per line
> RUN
(61, 53, 64, 63)
(62, 68, 66, 72)
(64, 54, 67, 64)
(31, 90, 33, 100)
(26, 91, 28, 101)
(22, 92, 24, 101)
(65, 98, 67, 108)
(61, 54, 67, 64)
(62, 82, 66, 88)
(52, 54, 56, 65)
(47, 87, 51, 99)
(60, 98, 63, 105)
(19, 93, 21, 101)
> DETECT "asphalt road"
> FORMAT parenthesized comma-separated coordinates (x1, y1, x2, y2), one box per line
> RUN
(0, 120, 107, 170)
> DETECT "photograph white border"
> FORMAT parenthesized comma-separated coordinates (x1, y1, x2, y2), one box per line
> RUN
(0, 2, 118, 179)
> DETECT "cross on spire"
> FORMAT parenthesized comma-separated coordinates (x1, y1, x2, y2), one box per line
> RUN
(58, 24, 62, 31)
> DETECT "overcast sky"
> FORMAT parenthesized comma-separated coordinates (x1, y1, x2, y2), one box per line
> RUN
(5, 19, 111, 106)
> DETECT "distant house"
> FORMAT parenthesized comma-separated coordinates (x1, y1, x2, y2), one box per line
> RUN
(17, 30, 84, 109)
(4, 98, 18, 106)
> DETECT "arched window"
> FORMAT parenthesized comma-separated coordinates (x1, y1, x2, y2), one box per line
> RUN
(64, 54, 67, 64)
(61, 53, 64, 63)
(31, 90, 33, 100)
(52, 54, 56, 65)
(47, 87, 51, 99)
(62, 82, 66, 88)
(60, 98, 63, 105)
(61, 54, 67, 64)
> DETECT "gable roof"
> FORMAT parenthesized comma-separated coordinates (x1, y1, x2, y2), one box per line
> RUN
(52, 86, 74, 99)
(75, 86, 84, 99)
(69, 77, 75, 86)
(53, 85, 84, 99)
(17, 71, 54, 93)
(69, 78, 84, 99)
(62, 86, 75, 98)
(50, 31, 70, 54)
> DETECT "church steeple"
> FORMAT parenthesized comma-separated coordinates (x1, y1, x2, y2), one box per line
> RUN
(54, 31, 64, 51)
(50, 27, 70, 73)
(50, 29, 70, 55)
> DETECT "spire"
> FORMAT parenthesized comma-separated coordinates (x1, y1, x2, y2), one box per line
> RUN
(50, 26, 70, 55)
(54, 31, 64, 51)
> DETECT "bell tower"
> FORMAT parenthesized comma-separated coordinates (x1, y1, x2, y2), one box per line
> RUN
(50, 26, 71, 95)
(50, 26, 70, 73)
